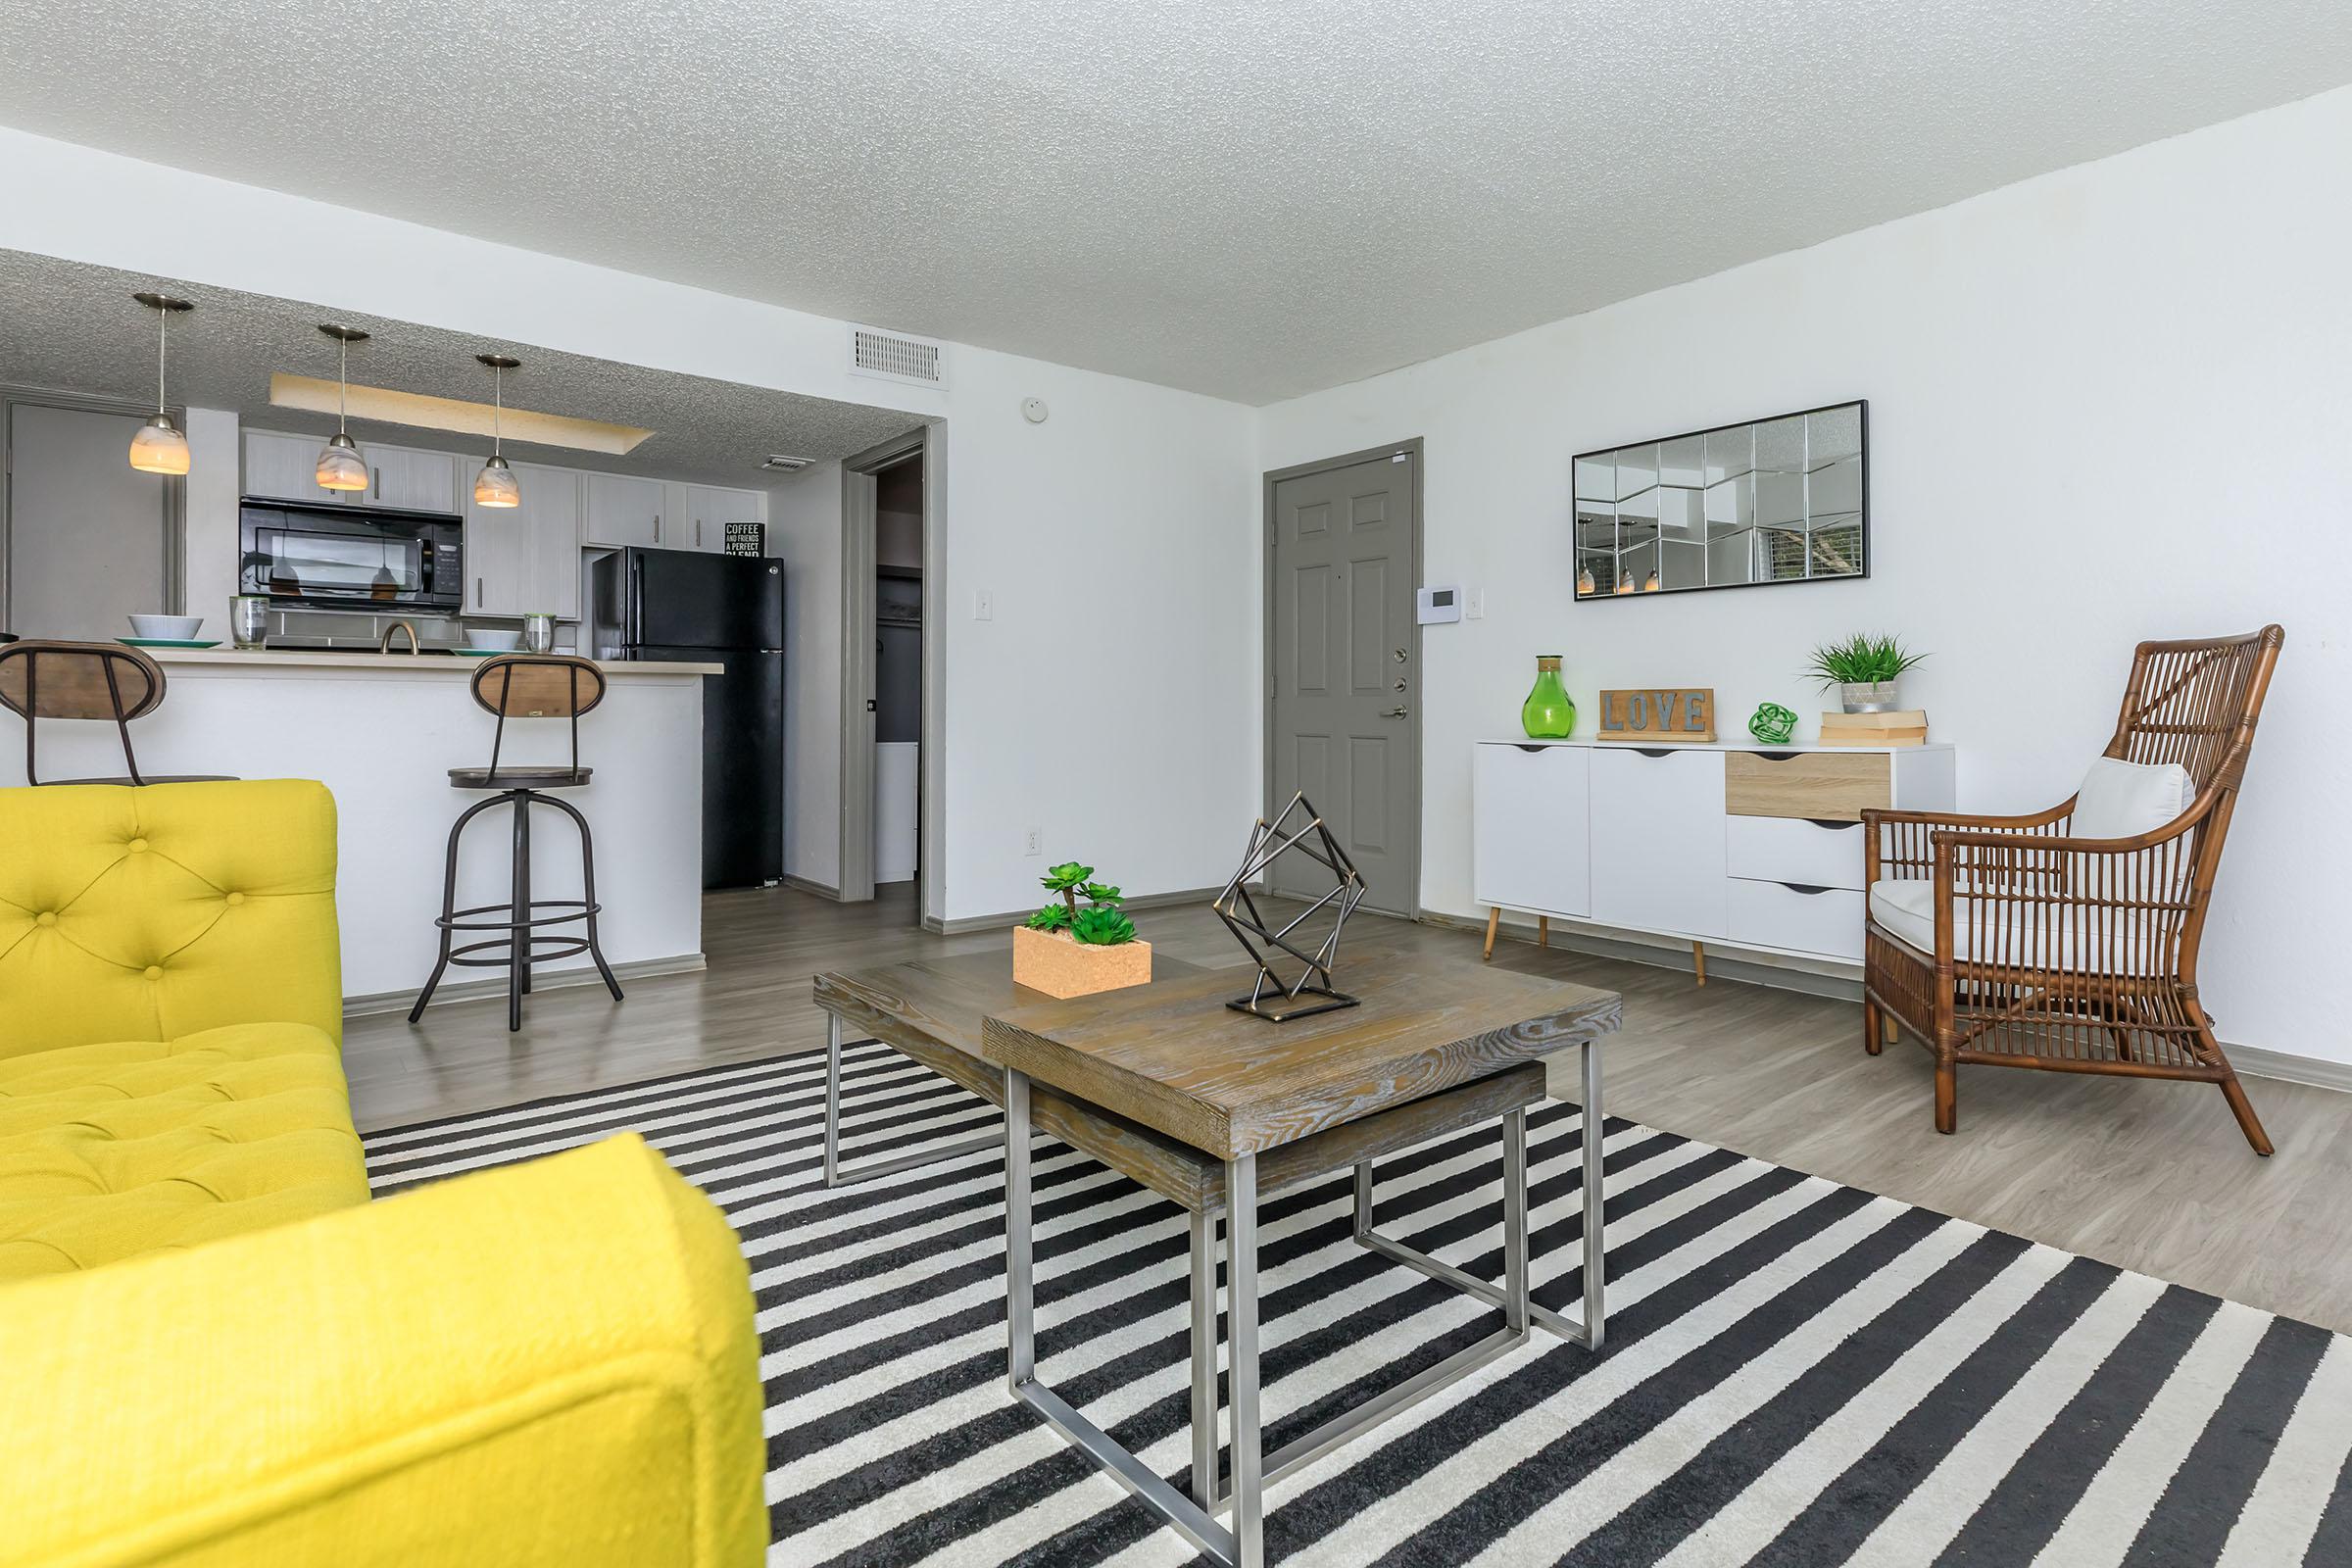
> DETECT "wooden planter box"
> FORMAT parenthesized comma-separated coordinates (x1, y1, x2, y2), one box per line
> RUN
(1011, 925, 1152, 1000)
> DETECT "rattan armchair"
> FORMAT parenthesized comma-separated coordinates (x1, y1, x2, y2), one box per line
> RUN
(1861, 626, 2283, 1152)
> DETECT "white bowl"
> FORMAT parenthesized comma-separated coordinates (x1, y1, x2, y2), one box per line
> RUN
(127, 613, 204, 640)
(467, 628, 523, 651)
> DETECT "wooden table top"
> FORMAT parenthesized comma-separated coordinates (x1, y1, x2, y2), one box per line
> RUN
(980, 959, 1621, 1159)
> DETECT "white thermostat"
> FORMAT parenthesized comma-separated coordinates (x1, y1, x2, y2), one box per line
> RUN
(1416, 586, 1463, 624)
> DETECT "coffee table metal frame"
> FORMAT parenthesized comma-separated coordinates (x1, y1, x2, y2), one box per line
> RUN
(1002, 1034, 1606, 1568)
(820, 1011, 1004, 1188)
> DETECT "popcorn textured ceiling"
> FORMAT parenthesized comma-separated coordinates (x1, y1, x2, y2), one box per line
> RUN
(2, 0, 2348, 404)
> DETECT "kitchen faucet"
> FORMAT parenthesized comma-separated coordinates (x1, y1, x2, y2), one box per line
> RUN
(378, 620, 419, 655)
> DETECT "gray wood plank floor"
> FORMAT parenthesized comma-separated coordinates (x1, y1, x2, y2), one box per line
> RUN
(344, 883, 2352, 1333)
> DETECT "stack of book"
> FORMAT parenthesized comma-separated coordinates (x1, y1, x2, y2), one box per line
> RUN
(1820, 710, 1929, 746)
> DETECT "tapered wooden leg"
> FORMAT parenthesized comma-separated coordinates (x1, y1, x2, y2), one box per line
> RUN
(1884, 1015, 1899, 1047)
(1538, 915, 1548, 949)
(2218, 1073, 2275, 1156)
(1482, 906, 1500, 961)
(1862, 997, 1883, 1055)
(1934, 1059, 1956, 1135)
(1691, 941, 1706, 987)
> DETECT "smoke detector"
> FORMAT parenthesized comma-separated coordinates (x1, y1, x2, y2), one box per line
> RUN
(759, 454, 815, 473)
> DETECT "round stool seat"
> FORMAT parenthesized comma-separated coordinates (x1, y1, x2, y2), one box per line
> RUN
(448, 765, 593, 790)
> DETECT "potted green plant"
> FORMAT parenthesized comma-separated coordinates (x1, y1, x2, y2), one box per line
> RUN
(1807, 633, 1928, 713)
(1011, 860, 1152, 999)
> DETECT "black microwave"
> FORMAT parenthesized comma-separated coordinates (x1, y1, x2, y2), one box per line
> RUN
(238, 499, 465, 612)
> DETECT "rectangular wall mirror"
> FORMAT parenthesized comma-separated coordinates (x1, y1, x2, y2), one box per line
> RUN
(1573, 400, 1867, 600)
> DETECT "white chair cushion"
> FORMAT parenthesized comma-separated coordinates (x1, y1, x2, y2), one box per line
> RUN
(1869, 878, 2166, 973)
(2071, 756, 2193, 841)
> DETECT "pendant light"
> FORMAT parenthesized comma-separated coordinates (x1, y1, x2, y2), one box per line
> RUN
(314, 324, 371, 491)
(1642, 569, 1661, 592)
(1613, 572, 1635, 595)
(1576, 563, 1595, 596)
(127, 291, 194, 475)
(473, 353, 521, 508)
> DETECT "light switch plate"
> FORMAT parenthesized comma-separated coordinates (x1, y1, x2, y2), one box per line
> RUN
(1465, 588, 1486, 619)
(972, 589, 994, 620)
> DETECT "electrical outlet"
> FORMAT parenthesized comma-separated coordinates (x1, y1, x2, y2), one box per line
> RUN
(1465, 588, 1486, 619)
(1024, 826, 1042, 857)
(972, 589, 994, 621)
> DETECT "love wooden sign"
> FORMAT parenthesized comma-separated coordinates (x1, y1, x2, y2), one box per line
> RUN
(1598, 688, 1716, 742)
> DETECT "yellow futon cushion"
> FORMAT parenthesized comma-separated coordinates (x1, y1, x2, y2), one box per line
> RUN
(0, 1020, 368, 1280)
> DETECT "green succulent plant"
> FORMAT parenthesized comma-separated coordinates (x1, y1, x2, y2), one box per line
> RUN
(1805, 633, 1927, 689)
(1026, 858, 1139, 945)
(1070, 906, 1138, 946)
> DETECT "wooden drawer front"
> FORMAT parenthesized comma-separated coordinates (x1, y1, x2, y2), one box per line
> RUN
(1725, 751, 1889, 821)
(1725, 814, 1868, 891)
(1473, 743, 1590, 917)
(1591, 747, 1726, 938)
(1728, 878, 1865, 961)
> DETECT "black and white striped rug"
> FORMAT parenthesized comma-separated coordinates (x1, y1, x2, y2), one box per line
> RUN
(366, 1041, 2352, 1566)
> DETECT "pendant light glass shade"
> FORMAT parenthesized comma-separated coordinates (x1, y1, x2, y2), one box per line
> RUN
(315, 325, 371, 489)
(128, 415, 191, 475)
(317, 431, 368, 490)
(473, 353, 522, 507)
(473, 453, 520, 508)
(128, 291, 193, 475)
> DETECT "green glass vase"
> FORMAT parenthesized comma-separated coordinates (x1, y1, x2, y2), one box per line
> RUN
(1521, 655, 1576, 738)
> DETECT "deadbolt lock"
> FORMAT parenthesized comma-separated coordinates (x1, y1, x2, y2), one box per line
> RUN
(1393, 648, 1407, 662)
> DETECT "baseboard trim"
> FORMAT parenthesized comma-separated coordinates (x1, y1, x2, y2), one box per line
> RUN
(782, 874, 845, 901)
(342, 952, 709, 1018)
(2228, 1044, 2352, 1094)
(925, 884, 1229, 937)
(1421, 908, 1865, 1002)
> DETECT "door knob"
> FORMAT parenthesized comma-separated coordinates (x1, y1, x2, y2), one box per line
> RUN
(1381, 707, 1409, 719)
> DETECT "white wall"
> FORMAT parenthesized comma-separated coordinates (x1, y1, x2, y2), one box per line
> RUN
(0, 125, 1261, 925)
(768, 463, 844, 890)
(1257, 85, 2352, 1065)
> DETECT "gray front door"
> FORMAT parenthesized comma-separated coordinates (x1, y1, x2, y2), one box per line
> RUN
(1267, 445, 1419, 915)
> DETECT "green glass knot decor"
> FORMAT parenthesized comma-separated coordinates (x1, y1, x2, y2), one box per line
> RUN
(1748, 702, 1798, 745)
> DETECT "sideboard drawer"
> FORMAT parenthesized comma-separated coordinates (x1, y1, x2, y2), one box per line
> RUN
(1724, 751, 1890, 821)
(1726, 813, 1869, 890)
(1728, 877, 1865, 960)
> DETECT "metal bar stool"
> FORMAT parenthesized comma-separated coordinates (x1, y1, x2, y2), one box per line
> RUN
(409, 654, 622, 1032)
(0, 639, 234, 785)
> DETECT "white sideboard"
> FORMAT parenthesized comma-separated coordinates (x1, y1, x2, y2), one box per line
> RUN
(1473, 737, 1956, 973)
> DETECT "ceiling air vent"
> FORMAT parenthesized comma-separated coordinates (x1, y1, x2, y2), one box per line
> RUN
(849, 324, 946, 389)
(759, 454, 815, 473)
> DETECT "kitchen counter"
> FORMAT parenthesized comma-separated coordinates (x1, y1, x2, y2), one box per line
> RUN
(144, 648, 724, 676)
(4, 645, 712, 1005)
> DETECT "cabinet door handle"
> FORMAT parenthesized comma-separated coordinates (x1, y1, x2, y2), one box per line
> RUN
(654, 514, 662, 544)
(695, 517, 704, 548)
(1513, 742, 1548, 753)
(1780, 882, 1835, 896)
(1633, 747, 1675, 759)
(1754, 751, 1801, 762)
(475, 577, 483, 609)
(1809, 817, 1863, 831)
(371, 466, 381, 499)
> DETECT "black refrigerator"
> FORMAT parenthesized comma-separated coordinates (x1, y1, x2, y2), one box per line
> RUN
(591, 548, 784, 889)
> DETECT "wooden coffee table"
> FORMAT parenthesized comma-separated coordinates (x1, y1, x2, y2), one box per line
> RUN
(983, 959, 1621, 1568)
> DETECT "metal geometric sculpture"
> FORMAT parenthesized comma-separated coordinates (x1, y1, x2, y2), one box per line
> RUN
(1212, 791, 1369, 1021)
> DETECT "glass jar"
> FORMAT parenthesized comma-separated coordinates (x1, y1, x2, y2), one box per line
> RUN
(230, 595, 270, 650)
(1522, 655, 1576, 738)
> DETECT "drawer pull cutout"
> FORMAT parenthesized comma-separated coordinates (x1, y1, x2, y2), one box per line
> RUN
(1514, 743, 1547, 754)
(1810, 818, 1861, 831)
(1781, 883, 1834, 896)
(1634, 748, 1675, 760)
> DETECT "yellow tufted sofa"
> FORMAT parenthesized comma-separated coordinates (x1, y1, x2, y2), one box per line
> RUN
(0, 781, 764, 1566)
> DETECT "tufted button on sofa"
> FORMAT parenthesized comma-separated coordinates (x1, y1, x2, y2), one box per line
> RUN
(0, 780, 764, 1565)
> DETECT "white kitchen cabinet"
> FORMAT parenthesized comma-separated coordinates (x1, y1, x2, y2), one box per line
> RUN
(243, 430, 326, 503)
(246, 431, 456, 513)
(464, 464, 581, 619)
(368, 447, 458, 513)
(1474, 737, 1958, 975)
(1592, 746, 1729, 940)
(671, 482, 763, 553)
(1472, 743, 1590, 917)
(585, 473, 666, 548)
